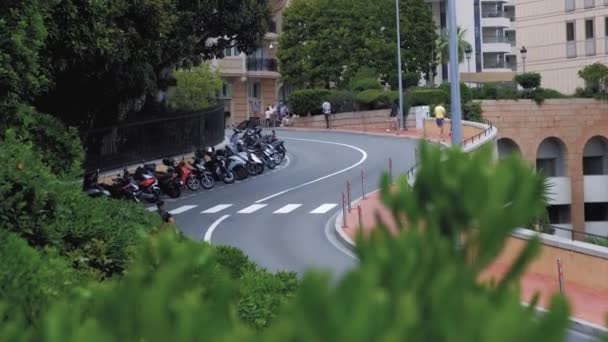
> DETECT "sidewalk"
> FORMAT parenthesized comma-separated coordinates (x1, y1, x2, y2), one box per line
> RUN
(342, 190, 608, 327)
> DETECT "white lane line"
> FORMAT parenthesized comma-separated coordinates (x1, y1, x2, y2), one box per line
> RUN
(273, 204, 302, 214)
(201, 204, 233, 214)
(205, 215, 230, 243)
(255, 138, 367, 203)
(324, 211, 357, 259)
(169, 205, 198, 215)
(237, 204, 267, 214)
(310, 203, 338, 214)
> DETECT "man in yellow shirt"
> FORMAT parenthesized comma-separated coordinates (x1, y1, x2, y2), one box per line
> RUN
(434, 103, 446, 141)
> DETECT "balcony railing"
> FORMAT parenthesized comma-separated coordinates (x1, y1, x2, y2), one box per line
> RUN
(483, 36, 513, 44)
(483, 60, 506, 69)
(482, 10, 508, 18)
(584, 0, 595, 8)
(565, 0, 575, 11)
(586, 39, 596, 56)
(246, 58, 278, 72)
(566, 41, 577, 58)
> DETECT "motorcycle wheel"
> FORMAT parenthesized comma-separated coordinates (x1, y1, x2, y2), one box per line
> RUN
(278, 149, 286, 161)
(186, 175, 200, 191)
(143, 190, 160, 203)
(201, 173, 215, 189)
(245, 163, 258, 176)
(272, 152, 282, 164)
(223, 170, 236, 184)
(255, 163, 264, 175)
(265, 156, 276, 169)
(167, 185, 181, 198)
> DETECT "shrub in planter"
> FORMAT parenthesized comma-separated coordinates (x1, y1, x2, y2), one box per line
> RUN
(578, 62, 608, 94)
(327, 90, 356, 113)
(355, 89, 390, 110)
(463, 101, 483, 123)
(407, 89, 450, 107)
(351, 78, 381, 92)
(514, 72, 541, 90)
(288, 89, 331, 115)
(439, 82, 472, 103)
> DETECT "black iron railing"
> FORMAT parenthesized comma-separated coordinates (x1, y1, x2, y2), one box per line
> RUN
(545, 225, 608, 246)
(83, 105, 225, 172)
(406, 119, 495, 179)
(247, 58, 278, 72)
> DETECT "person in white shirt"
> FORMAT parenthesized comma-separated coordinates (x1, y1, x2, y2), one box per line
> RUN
(264, 106, 272, 127)
(322, 101, 332, 129)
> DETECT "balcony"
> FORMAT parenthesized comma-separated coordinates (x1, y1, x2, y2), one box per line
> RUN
(565, 0, 575, 11)
(246, 58, 280, 78)
(566, 41, 577, 58)
(586, 38, 596, 56)
(481, 14, 512, 28)
(584, 0, 595, 8)
(547, 177, 572, 205)
(584, 175, 608, 202)
(585, 222, 608, 237)
(483, 36, 514, 53)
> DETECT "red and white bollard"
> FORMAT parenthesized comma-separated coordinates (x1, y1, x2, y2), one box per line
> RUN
(360, 169, 366, 200)
(557, 258, 565, 295)
(342, 192, 348, 228)
(389, 158, 393, 184)
(347, 178, 352, 212)
(357, 205, 363, 231)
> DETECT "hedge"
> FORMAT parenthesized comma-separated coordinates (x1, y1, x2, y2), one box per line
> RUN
(407, 88, 450, 107)
(514, 73, 542, 90)
(351, 78, 381, 92)
(288, 89, 331, 115)
(355, 89, 391, 110)
(438, 82, 472, 104)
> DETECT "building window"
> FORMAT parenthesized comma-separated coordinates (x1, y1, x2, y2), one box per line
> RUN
(547, 205, 572, 224)
(224, 45, 240, 57)
(566, 22, 577, 58)
(585, 0, 595, 8)
(219, 83, 232, 99)
(565, 0, 575, 11)
(584, 203, 608, 222)
(537, 158, 557, 177)
(249, 81, 261, 99)
(585, 19, 596, 55)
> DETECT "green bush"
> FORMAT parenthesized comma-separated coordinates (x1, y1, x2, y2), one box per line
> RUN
(439, 82, 472, 103)
(0, 230, 79, 323)
(407, 88, 450, 107)
(520, 88, 566, 105)
(288, 89, 331, 115)
(351, 78, 381, 92)
(473, 84, 518, 100)
(578, 62, 608, 95)
(0, 130, 160, 278)
(9, 107, 84, 179)
(327, 90, 357, 113)
(168, 63, 223, 111)
(215, 245, 257, 279)
(463, 101, 483, 122)
(355, 89, 390, 110)
(514, 73, 542, 90)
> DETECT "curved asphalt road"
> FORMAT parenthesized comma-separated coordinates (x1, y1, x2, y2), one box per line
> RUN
(156, 129, 600, 342)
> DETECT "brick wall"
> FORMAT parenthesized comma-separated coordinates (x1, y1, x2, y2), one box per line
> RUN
(481, 99, 608, 236)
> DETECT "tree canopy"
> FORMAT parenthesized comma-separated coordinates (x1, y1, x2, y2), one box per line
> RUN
(277, 0, 437, 88)
(1, 0, 270, 129)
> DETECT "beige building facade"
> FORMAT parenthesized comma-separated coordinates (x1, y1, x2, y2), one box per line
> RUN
(483, 99, 608, 240)
(515, 0, 608, 94)
(211, 0, 290, 126)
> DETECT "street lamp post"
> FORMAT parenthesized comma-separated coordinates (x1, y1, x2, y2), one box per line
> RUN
(465, 45, 472, 88)
(520, 46, 527, 73)
(395, 0, 405, 131)
(447, 0, 462, 146)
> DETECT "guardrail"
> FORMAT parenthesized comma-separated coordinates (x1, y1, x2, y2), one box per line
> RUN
(83, 105, 225, 172)
(547, 225, 608, 246)
(406, 119, 495, 180)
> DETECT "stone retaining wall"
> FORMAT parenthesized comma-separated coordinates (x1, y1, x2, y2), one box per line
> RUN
(292, 109, 417, 131)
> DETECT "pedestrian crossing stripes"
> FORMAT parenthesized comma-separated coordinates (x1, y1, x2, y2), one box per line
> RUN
(237, 204, 268, 214)
(310, 203, 338, 214)
(202, 204, 233, 214)
(155, 202, 340, 217)
(169, 205, 198, 215)
(273, 204, 302, 214)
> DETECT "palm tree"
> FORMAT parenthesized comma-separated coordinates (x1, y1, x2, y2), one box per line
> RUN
(437, 27, 472, 65)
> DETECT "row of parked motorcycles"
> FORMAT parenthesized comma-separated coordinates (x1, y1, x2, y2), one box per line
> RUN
(83, 128, 287, 203)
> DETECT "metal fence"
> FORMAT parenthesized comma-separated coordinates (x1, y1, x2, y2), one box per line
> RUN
(83, 105, 225, 171)
(548, 225, 608, 246)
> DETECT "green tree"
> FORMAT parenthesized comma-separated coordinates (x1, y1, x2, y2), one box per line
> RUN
(168, 63, 223, 111)
(278, 0, 436, 88)
(437, 27, 472, 64)
(578, 62, 608, 95)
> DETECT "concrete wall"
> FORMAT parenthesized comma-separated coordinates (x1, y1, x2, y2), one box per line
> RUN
(422, 118, 487, 143)
(292, 109, 417, 131)
(482, 99, 608, 237)
(515, 0, 608, 94)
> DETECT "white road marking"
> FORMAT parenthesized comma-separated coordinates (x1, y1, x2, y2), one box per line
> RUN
(169, 205, 198, 215)
(146, 206, 157, 212)
(237, 204, 267, 214)
(273, 204, 302, 214)
(255, 138, 367, 203)
(310, 203, 338, 214)
(204, 215, 230, 243)
(201, 204, 233, 214)
(324, 211, 357, 259)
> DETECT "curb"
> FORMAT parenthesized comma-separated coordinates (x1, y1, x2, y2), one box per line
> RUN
(276, 127, 427, 141)
(333, 195, 608, 337)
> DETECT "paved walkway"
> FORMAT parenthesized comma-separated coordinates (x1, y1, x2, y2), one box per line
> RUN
(343, 190, 608, 327)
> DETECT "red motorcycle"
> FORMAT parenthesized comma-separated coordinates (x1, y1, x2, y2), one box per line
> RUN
(164, 158, 200, 191)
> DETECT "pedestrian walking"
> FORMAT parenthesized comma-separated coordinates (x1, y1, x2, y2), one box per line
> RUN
(322, 100, 332, 129)
(264, 106, 272, 127)
(434, 103, 446, 141)
(389, 99, 399, 131)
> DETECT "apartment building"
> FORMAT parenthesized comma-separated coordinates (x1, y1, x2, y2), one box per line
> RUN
(516, 0, 608, 94)
(211, 0, 291, 125)
(427, 0, 517, 84)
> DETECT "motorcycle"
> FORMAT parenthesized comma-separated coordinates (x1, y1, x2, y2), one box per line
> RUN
(133, 165, 163, 203)
(200, 148, 236, 184)
(82, 169, 111, 198)
(190, 151, 216, 189)
(229, 129, 264, 175)
(105, 169, 142, 202)
(165, 158, 200, 191)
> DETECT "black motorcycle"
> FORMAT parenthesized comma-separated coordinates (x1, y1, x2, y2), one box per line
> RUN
(82, 169, 111, 198)
(200, 148, 236, 184)
(190, 152, 216, 189)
